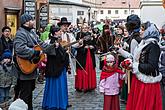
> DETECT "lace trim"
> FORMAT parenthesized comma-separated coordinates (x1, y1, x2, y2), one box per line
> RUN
(136, 72, 162, 83)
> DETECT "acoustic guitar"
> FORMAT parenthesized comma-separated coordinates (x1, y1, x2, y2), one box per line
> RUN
(16, 45, 46, 74)
(16, 35, 91, 74)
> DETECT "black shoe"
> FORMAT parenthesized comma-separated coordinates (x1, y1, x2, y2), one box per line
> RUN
(67, 104, 72, 108)
(76, 89, 82, 92)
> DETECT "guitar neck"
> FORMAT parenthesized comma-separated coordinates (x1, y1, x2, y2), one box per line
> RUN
(63, 40, 79, 48)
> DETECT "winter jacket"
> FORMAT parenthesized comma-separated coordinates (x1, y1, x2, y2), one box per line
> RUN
(14, 26, 55, 80)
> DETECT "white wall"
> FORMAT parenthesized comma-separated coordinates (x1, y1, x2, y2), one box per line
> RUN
(140, 0, 165, 28)
(49, 4, 89, 25)
(72, 6, 89, 25)
(97, 8, 140, 21)
(60, 0, 82, 4)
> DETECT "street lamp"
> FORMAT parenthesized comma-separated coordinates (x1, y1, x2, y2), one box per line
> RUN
(128, 0, 131, 15)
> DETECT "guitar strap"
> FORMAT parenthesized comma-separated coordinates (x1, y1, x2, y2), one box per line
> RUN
(29, 32, 39, 46)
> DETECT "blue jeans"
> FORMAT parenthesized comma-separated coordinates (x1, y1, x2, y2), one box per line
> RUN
(0, 87, 10, 103)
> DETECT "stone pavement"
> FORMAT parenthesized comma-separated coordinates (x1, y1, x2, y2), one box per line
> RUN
(33, 55, 126, 110)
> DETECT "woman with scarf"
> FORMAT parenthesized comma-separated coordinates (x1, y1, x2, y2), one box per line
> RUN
(42, 25, 70, 110)
(75, 25, 97, 92)
(118, 21, 162, 110)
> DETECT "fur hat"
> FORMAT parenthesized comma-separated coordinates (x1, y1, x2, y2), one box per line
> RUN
(20, 14, 34, 25)
(125, 14, 141, 32)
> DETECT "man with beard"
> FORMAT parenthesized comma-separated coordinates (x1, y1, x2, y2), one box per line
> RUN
(13, 14, 59, 110)
(97, 24, 114, 69)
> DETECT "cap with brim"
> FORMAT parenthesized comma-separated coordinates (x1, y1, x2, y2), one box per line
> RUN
(57, 17, 71, 26)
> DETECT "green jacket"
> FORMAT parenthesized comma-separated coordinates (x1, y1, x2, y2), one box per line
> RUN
(40, 24, 52, 41)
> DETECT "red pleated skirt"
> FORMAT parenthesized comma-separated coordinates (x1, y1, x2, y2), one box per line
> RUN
(126, 75, 163, 110)
(104, 95, 120, 110)
(75, 49, 96, 91)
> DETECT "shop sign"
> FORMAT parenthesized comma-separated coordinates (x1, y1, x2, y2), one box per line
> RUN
(24, 0, 36, 18)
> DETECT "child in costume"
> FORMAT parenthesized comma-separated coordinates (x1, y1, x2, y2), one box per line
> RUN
(99, 53, 125, 110)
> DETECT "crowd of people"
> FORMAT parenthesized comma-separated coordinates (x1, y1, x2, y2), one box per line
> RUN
(0, 13, 164, 110)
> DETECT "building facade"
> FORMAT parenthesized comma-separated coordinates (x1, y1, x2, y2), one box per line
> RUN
(0, 0, 23, 36)
(82, 0, 102, 21)
(49, 0, 90, 25)
(140, 0, 165, 28)
(97, 0, 140, 22)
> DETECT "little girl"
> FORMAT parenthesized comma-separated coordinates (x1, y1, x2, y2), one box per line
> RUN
(99, 53, 125, 110)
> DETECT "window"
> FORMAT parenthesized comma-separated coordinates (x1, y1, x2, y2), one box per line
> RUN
(108, 10, 111, 14)
(77, 11, 84, 15)
(121, 0, 126, 4)
(131, 10, 134, 14)
(124, 10, 127, 14)
(100, 10, 103, 14)
(115, 10, 118, 14)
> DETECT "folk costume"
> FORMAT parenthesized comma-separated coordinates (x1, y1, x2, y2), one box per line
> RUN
(159, 31, 165, 110)
(42, 26, 69, 110)
(75, 31, 97, 92)
(97, 25, 114, 70)
(118, 22, 163, 110)
(99, 54, 125, 110)
(120, 14, 142, 103)
(58, 17, 78, 75)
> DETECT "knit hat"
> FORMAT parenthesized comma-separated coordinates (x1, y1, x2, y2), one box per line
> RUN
(2, 49, 12, 59)
(20, 14, 34, 25)
(106, 54, 115, 62)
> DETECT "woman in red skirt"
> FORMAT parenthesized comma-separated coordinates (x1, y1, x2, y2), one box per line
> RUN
(75, 25, 96, 92)
(118, 21, 163, 110)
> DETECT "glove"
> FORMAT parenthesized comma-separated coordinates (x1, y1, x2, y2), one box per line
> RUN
(132, 62, 139, 74)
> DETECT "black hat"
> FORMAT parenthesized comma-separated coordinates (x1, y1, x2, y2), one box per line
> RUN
(51, 25, 61, 36)
(125, 14, 141, 32)
(57, 17, 71, 26)
(20, 14, 34, 25)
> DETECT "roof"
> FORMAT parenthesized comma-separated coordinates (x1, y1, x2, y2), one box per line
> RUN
(100, 0, 140, 9)
(49, 0, 90, 8)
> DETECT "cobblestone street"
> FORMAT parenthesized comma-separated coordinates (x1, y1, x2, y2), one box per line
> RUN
(32, 55, 126, 110)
